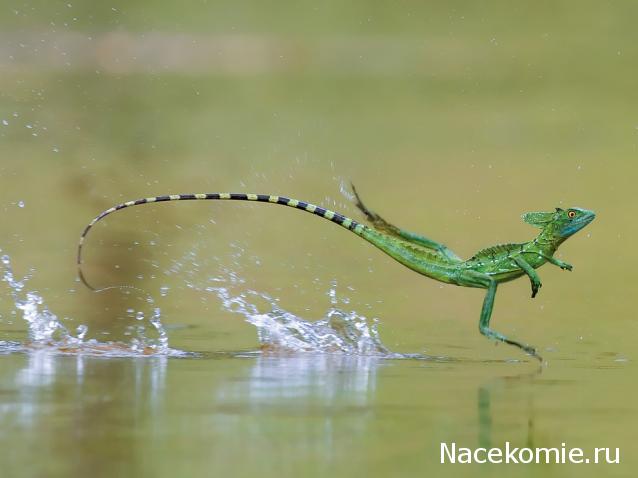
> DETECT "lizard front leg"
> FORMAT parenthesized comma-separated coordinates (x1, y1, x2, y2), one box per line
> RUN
(522, 251, 572, 271)
(542, 254, 573, 271)
(513, 256, 542, 298)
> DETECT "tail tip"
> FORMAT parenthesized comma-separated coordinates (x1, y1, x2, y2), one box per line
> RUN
(77, 267, 97, 291)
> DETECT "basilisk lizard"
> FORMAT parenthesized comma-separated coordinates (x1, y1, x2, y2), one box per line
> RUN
(77, 186, 595, 360)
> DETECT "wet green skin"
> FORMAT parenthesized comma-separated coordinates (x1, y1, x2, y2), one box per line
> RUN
(77, 186, 595, 361)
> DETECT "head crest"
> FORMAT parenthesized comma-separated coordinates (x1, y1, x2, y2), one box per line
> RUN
(521, 211, 555, 228)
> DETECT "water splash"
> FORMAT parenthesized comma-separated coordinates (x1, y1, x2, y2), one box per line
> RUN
(155, 242, 420, 358)
(184, 269, 416, 358)
(1, 254, 68, 343)
(0, 251, 180, 357)
(0, 241, 418, 359)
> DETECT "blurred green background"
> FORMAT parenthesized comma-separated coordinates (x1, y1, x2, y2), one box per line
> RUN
(0, 1, 636, 477)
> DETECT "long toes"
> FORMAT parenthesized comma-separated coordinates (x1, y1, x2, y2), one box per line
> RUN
(350, 183, 363, 203)
(515, 341, 542, 361)
(526, 347, 543, 362)
(503, 338, 541, 361)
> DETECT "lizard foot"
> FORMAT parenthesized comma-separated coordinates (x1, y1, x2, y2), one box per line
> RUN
(504, 338, 543, 362)
(531, 281, 542, 298)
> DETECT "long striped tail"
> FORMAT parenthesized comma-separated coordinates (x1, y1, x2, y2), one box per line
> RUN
(77, 193, 368, 290)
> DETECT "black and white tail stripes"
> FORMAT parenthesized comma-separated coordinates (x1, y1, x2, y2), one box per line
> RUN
(77, 193, 367, 290)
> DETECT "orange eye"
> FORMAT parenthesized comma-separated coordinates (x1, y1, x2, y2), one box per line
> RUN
(568, 211, 576, 218)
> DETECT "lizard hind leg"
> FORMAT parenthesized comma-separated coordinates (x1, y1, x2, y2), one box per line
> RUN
(458, 270, 542, 362)
(351, 182, 397, 233)
(350, 183, 463, 263)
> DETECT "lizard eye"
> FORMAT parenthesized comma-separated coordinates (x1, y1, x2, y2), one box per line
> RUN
(568, 211, 576, 218)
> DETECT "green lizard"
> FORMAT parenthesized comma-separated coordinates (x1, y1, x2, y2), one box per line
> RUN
(76, 187, 595, 361)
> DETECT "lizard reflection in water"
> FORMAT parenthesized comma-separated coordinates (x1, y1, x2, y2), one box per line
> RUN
(76, 185, 595, 361)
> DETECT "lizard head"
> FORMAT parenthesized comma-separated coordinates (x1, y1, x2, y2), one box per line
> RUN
(522, 207, 596, 238)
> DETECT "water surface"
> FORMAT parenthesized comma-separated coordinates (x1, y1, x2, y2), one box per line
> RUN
(1, 1, 636, 476)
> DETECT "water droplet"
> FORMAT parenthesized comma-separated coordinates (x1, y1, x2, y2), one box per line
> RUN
(76, 324, 88, 340)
